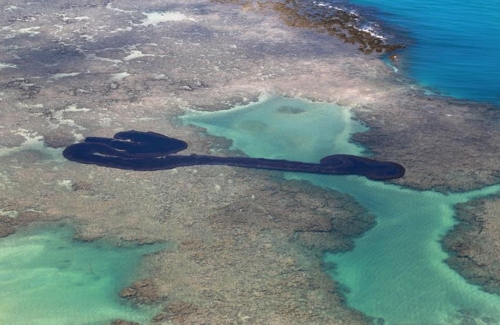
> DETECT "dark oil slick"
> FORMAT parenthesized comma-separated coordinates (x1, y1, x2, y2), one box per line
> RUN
(63, 130, 405, 180)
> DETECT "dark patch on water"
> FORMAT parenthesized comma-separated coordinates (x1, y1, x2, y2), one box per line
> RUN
(277, 106, 305, 114)
(237, 120, 268, 132)
(63, 130, 405, 180)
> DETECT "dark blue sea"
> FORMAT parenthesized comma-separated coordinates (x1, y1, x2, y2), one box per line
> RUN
(332, 0, 500, 106)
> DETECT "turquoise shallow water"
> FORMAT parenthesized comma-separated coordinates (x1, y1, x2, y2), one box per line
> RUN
(0, 224, 163, 325)
(182, 96, 500, 324)
(330, 0, 500, 105)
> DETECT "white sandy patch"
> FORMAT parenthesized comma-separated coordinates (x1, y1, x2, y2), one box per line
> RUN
(17, 103, 44, 109)
(85, 53, 123, 66)
(0, 209, 18, 218)
(59, 104, 90, 114)
(130, 117, 160, 123)
(105, 2, 133, 13)
(80, 34, 95, 42)
(153, 73, 167, 80)
(139, 11, 194, 27)
(58, 15, 90, 22)
(0, 63, 17, 70)
(57, 179, 73, 190)
(49, 72, 80, 80)
(0, 129, 63, 160)
(123, 50, 154, 61)
(108, 72, 130, 82)
(111, 27, 133, 33)
(1, 26, 41, 37)
(19, 27, 40, 35)
(71, 130, 85, 142)
(50, 104, 90, 130)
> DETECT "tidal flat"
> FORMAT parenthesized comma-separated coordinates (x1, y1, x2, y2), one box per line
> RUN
(1, 0, 500, 324)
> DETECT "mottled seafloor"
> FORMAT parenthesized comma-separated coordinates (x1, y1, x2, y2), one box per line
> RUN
(1, 0, 500, 324)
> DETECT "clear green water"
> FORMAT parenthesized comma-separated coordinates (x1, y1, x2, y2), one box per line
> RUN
(0, 224, 163, 325)
(182, 95, 500, 324)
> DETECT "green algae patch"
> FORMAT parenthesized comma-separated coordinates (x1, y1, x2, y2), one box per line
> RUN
(0, 224, 165, 325)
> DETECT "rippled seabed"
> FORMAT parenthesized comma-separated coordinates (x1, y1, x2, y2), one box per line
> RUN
(183, 96, 500, 325)
(343, 0, 500, 105)
(0, 224, 163, 325)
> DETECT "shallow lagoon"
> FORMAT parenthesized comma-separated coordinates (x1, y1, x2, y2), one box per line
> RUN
(0, 224, 163, 325)
(183, 95, 500, 324)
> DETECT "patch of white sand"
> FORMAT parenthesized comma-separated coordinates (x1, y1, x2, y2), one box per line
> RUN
(0, 209, 18, 218)
(57, 179, 73, 190)
(0, 63, 17, 70)
(140, 11, 194, 27)
(123, 50, 154, 61)
(50, 104, 90, 130)
(0, 129, 63, 160)
(49, 72, 80, 80)
(1, 26, 40, 37)
(108, 72, 130, 82)
(85, 53, 122, 66)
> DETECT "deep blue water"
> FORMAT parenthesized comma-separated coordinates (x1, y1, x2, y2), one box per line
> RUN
(336, 0, 500, 106)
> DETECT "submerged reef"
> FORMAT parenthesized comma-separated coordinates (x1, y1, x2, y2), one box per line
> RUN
(63, 130, 405, 180)
(444, 197, 500, 295)
(2, 0, 500, 323)
(213, 0, 405, 54)
(119, 279, 165, 304)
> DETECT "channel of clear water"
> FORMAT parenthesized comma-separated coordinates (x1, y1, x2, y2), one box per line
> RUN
(182, 95, 500, 324)
(0, 224, 164, 325)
